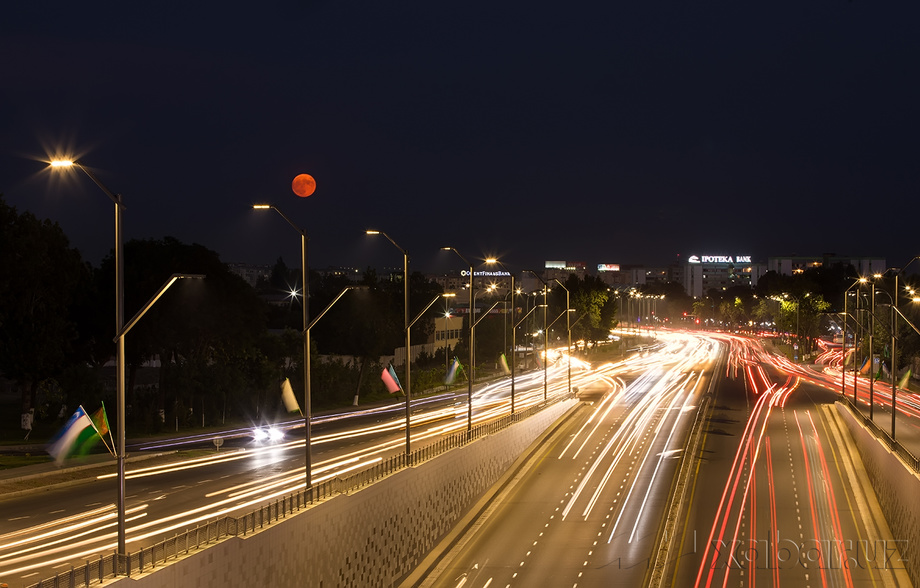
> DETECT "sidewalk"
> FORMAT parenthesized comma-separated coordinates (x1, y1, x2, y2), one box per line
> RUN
(0, 449, 180, 500)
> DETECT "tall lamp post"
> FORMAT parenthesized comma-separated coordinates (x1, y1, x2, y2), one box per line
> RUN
(525, 270, 549, 401)
(366, 230, 412, 458)
(890, 257, 920, 439)
(783, 293, 802, 361)
(888, 300, 920, 439)
(485, 259, 517, 413)
(868, 276, 882, 420)
(547, 307, 576, 398)
(554, 279, 572, 397)
(252, 204, 312, 487)
(842, 278, 867, 403)
(441, 247, 474, 434)
(49, 159, 132, 555)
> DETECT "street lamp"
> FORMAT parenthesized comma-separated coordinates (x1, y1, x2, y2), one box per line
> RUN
(441, 247, 474, 434)
(252, 203, 312, 487)
(525, 270, 549, 401)
(842, 277, 867, 403)
(782, 293, 803, 361)
(868, 275, 883, 420)
(49, 158, 131, 556)
(547, 308, 576, 395)
(485, 258, 517, 414)
(554, 279, 572, 397)
(882, 257, 920, 439)
(513, 303, 547, 406)
(403, 293, 455, 460)
(119, 274, 206, 336)
(366, 230, 412, 458)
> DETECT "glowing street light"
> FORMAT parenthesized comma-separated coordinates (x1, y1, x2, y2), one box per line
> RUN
(886, 257, 920, 439)
(441, 247, 474, 434)
(554, 279, 573, 397)
(842, 277, 867, 404)
(525, 270, 549, 401)
(252, 203, 312, 487)
(485, 258, 518, 413)
(49, 158, 131, 557)
(365, 229, 416, 461)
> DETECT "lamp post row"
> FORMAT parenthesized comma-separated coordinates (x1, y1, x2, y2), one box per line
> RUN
(48, 161, 575, 558)
(842, 263, 920, 442)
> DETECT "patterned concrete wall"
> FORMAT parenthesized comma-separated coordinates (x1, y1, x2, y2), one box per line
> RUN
(111, 399, 576, 588)
(835, 403, 919, 584)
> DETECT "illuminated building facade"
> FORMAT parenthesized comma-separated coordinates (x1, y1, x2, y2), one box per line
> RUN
(683, 254, 766, 298)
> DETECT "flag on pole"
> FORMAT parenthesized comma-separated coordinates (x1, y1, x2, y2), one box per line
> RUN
(90, 403, 115, 457)
(47, 406, 102, 464)
(859, 357, 870, 374)
(898, 369, 912, 390)
(90, 405, 110, 438)
(445, 357, 461, 384)
(281, 378, 303, 415)
(499, 353, 510, 375)
(381, 364, 402, 393)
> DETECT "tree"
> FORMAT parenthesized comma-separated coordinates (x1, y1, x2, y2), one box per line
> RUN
(549, 275, 616, 349)
(0, 195, 91, 414)
(96, 237, 268, 429)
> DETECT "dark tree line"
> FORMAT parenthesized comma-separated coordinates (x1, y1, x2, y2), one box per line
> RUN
(0, 194, 447, 438)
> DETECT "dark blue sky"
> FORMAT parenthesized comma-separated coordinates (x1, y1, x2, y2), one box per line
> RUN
(3, 2, 918, 274)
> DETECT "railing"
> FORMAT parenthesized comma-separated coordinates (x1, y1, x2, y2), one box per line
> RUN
(25, 395, 569, 588)
(839, 394, 920, 473)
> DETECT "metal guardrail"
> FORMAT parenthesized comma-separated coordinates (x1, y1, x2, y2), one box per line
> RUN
(645, 392, 712, 588)
(25, 396, 567, 588)
(839, 394, 920, 473)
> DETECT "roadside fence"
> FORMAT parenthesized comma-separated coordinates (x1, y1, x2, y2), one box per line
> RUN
(25, 395, 568, 588)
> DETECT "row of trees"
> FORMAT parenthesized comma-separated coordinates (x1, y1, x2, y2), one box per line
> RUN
(0, 194, 626, 439)
(686, 264, 920, 373)
(0, 195, 452, 437)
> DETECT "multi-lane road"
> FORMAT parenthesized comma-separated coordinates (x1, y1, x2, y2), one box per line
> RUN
(421, 332, 913, 588)
(424, 332, 716, 587)
(0, 354, 579, 585)
(3, 331, 915, 588)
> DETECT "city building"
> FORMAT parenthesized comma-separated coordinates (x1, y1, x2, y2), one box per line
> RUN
(682, 254, 767, 298)
(226, 262, 271, 288)
(767, 254, 885, 277)
(544, 261, 588, 282)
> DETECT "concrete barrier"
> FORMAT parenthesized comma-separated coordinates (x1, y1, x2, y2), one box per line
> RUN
(835, 402, 918, 584)
(110, 399, 577, 587)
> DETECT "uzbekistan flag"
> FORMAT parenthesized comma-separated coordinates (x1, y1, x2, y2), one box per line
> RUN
(381, 364, 402, 393)
(47, 406, 102, 464)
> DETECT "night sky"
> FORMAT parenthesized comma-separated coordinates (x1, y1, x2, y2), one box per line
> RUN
(3, 2, 919, 275)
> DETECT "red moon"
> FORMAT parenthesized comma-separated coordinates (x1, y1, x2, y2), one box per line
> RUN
(292, 174, 316, 197)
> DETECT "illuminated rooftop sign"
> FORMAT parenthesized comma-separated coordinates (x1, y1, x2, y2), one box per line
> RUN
(460, 270, 510, 277)
(687, 255, 752, 264)
(597, 264, 621, 272)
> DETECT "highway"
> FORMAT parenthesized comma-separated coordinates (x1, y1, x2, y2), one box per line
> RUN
(3, 331, 914, 588)
(0, 351, 583, 585)
(669, 334, 911, 588)
(421, 333, 913, 588)
(424, 332, 717, 587)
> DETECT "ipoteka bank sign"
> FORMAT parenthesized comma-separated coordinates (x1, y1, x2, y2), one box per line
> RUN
(687, 255, 752, 264)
